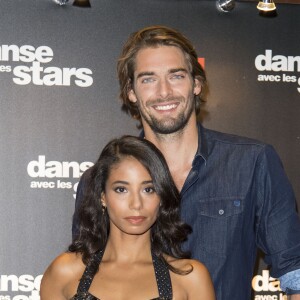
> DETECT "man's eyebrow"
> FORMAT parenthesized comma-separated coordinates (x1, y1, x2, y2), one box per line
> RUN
(136, 68, 188, 80)
(169, 68, 188, 74)
(136, 72, 155, 79)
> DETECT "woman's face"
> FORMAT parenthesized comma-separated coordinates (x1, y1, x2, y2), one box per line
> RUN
(102, 156, 160, 236)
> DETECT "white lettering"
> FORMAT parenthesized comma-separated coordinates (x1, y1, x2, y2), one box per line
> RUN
(30, 181, 55, 188)
(19, 45, 36, 63)
(27, 155, 93, 179)
(75, 68, 94, 87)
(13, 62, 93, 87)
(34, 46, 53, 63)
(57, 180, 72, 189)
(18, 275, 34, 292)
(257, 74, 281, 82)
(0, 45, 53, 63)
(282, 74, 297, 82)
(0, 275, 42, 292)
(252, 270, 281, 292)
(0, 65, 11, 72)
(0, 275, 19, 291)
(255, 50, 300, 72)
(43, 66, 65, 86)
(1, 44, 93, 87)
(254, 296, 277, 300)
(12, 66, 32, 85)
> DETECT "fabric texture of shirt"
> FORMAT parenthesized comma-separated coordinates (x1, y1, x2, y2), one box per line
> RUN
(72, 124, 300, 300)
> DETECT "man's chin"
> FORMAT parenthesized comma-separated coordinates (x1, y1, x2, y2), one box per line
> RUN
(149, 120, 188, 135)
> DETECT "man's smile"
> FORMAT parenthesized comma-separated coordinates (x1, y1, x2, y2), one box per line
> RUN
(153, 103, 178, 111)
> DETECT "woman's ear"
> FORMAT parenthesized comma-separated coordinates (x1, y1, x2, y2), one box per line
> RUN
(100, 193, 106, 207)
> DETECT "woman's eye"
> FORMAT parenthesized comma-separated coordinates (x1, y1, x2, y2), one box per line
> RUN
(144, 186, 155, 193)
(115, 187, 127, 193)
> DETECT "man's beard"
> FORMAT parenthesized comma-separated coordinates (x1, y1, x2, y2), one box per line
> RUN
(138, 96, 195, 135)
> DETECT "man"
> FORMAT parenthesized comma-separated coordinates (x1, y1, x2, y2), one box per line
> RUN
(73, 26, 300, 299)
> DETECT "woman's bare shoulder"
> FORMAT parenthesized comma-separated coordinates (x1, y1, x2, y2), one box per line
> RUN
(168, 257, 216, 300)
(43, 252, 85, 283)
(40, 252, 85, 300)
(44, 252, 84, 278)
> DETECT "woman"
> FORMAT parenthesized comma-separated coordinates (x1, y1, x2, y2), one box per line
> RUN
(40, 136, 215, 300)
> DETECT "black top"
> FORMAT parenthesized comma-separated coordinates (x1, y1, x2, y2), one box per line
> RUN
(70, 249, 173, 300)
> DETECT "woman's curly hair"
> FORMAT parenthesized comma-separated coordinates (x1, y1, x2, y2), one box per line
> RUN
(69, 136, 192, 274)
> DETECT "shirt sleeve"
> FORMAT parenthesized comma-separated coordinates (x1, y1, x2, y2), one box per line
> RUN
(255, 145, 300, 279)
(280, 269, 300, 294)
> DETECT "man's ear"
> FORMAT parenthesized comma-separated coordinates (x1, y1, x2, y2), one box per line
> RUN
(128, 89, 138, 103)
(193, 78, 202, 96)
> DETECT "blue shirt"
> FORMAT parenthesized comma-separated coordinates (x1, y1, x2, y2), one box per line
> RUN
(179, 124, 300, 299)
(72, 124, 300, 299)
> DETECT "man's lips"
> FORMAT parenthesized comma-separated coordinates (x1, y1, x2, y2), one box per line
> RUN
(153, 103, 178, 111)
(124, 216, 146, 224)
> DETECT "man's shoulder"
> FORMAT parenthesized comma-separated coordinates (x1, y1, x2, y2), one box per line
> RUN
(201, 125, 266, 148)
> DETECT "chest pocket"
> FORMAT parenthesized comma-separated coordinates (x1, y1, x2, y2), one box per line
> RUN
(194, 198, 244, 256)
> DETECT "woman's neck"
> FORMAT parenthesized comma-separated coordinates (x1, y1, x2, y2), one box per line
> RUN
(103, 231, 153, 263)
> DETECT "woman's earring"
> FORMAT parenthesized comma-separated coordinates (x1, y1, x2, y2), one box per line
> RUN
(102, 205, 106, 216)
(100, 195, 106, 216)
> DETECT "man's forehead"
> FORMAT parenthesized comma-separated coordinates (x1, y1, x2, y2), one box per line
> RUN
(134, 46, 189, 73)
(135, 45, 186, 60)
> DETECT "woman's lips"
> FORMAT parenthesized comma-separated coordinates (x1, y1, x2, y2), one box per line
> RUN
(124, 216, 146, 224)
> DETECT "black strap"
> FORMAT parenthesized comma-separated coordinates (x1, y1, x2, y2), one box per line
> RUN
(151, 252, 173, 299)
(77, 250, 104, 293)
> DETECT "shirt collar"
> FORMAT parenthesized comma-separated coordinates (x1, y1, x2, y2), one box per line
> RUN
(195, 123, 208, 164)
(139, 123, 208, 164)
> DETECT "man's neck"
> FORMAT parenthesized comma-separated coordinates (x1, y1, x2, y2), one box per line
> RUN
(144, 116, 199, 191)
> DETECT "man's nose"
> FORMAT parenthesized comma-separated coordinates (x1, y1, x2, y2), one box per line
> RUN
(158, 79, 172, 99)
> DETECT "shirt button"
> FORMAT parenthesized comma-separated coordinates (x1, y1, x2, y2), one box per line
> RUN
(234, 200, 241, 207)
(219, 209, 224, 215)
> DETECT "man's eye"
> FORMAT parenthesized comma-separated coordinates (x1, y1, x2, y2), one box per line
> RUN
(115, 187, 127, 193)
(171, 74, 185, 79)
(141, 77, 155, 84)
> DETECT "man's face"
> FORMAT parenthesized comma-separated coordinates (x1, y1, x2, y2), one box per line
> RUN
(128, 46, 201, 135)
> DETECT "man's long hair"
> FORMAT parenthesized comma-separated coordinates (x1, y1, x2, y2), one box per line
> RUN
(117, 25, 207, 122)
